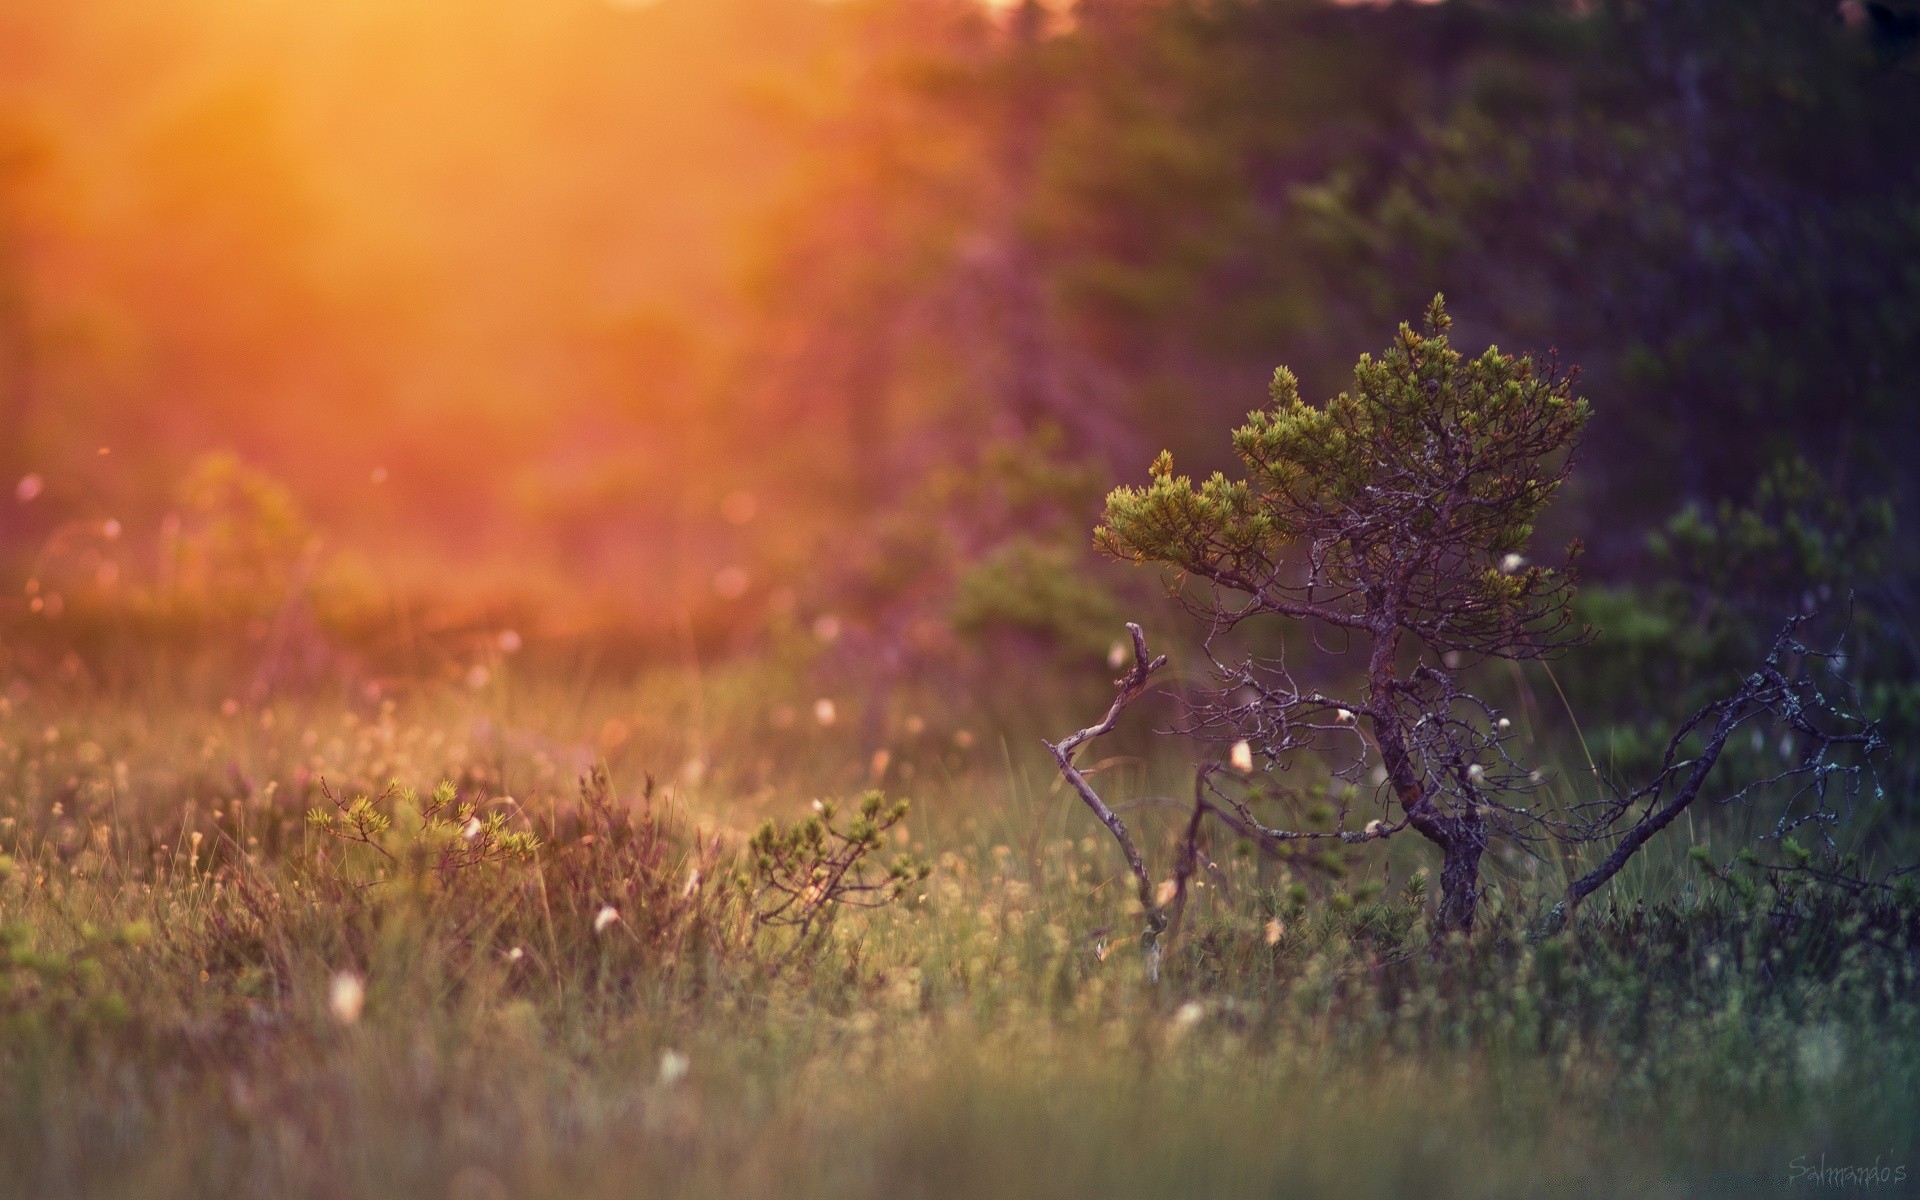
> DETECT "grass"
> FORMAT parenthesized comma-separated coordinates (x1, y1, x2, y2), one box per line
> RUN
(0, 662, 1915, 1199)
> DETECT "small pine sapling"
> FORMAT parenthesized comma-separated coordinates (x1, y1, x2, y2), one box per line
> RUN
(307, 779, 541, 885)
(745, 791, 930, 942)
(1050, 297, 1881, 957)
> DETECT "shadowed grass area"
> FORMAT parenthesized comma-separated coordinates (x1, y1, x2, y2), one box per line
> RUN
(0, 669, 1914, 1199)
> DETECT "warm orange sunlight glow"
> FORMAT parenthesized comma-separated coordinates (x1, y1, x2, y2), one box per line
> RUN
(1, 0, 860, 641)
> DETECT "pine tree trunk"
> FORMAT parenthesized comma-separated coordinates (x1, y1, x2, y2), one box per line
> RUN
(1435, 822, 1485, 935)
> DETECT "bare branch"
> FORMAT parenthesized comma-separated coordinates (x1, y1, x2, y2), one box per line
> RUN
(1534, 616, 1882, 937)
(1042, 622, 1171, 969)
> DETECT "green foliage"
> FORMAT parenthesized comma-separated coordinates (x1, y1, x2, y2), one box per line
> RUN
(952, 536, 1125, 659)
(0, 922, 142, 1041)
(746, 791, 929, 939)
(1105, 295, 1582, 660)
(1098, 296, 1587, 651)
(306, 779, 541, 889)
(1651, 455, 1897, 613)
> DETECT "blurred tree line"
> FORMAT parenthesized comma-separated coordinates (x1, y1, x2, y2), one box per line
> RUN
(754, 0, 1919, 533)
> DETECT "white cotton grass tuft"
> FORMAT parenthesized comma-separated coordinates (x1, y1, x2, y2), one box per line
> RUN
(658, 1049, 691, 1087)
(1467, 763, 1486, 784)
(328, 971, 365, 1025)
(593, 905, 620, 934)
(1334, 708, 1355, 724)
(463, 816, 482, 840)
(1499, 552, 1526, 574)
(1229, 740, 1254, 773)
(1171, 1001, 1206, 1033)
(1497, 716, 1512, 732)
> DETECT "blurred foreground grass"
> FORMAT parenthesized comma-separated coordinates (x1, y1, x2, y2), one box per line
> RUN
(0, 664, 1914, 1199)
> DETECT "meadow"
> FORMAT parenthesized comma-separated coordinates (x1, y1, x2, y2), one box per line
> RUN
(5, 0, 1919, 1195)
(1, 654, 1914, 1199)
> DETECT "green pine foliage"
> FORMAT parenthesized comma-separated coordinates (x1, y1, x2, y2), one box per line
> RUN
(745, 791, 930, 941)
(1098, 296, 1588, 654)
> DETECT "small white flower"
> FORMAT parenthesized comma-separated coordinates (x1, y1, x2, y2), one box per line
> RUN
(813, 698, 837, 727)
(811, 799, 825, 813)
(506, 946, 524, 962)
(1171, 1001, 1205, 1031)
(1229, 740, 1254, 773)
(1264, 917, 1284, 945)
(1467, 763, 1486, 784)
(1497, 717, 1512, 732)
(327, 972, 365, 1025)
(593, 905, 620, 934)
(1499, 552, 1526, 574)
(658, 1049, 691, 1087)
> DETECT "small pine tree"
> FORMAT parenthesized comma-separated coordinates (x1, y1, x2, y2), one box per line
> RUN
(1095, 296, 1587, 933)
(1055, 297, 1879, 949)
